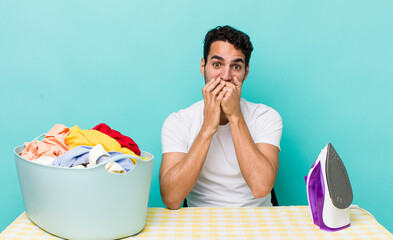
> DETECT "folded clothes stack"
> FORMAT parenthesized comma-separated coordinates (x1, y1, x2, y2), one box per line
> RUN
(20, 123, 144, 174)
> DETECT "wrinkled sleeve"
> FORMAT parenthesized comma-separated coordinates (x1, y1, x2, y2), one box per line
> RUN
(161, 113, 188, 153)
(254, 108, 283, 151)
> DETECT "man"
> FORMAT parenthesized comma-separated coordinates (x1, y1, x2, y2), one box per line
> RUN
(160, 25, 283, 210)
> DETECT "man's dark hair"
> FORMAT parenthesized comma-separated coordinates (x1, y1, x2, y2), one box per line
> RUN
(203, 25, 253, 68)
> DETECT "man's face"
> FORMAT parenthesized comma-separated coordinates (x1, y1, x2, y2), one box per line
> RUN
(201, 40, 249, 85)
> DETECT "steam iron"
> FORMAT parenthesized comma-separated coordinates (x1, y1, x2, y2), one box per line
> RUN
(305, 143, 353, 231)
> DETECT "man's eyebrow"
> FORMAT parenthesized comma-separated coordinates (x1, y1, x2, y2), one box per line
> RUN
(210, 55, 224, 61)
(232, 58, 245, 64)
(210, 55, 245, 64)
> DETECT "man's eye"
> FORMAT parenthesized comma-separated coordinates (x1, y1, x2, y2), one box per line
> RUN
(213, 62, 221, 67)
(233, 65, 241, 70)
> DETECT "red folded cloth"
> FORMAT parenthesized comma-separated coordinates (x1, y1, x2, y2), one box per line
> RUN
(92, 123, 141, 156)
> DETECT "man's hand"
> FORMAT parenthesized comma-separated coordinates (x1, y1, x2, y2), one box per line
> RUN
(201, 78, 226, 135)
(221, 76, 242, 121)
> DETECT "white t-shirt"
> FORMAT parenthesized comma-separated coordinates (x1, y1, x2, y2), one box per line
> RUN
(161, 98, 283, 207)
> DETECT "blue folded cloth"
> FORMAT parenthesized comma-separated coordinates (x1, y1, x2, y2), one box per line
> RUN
(52, 145, 134, 171)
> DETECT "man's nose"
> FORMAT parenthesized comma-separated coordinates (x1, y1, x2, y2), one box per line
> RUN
(221, 66, 232, 82)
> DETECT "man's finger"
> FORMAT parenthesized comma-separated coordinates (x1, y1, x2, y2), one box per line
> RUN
(223, 81, 236, 90)
(234, 76, 243, 91)
(233, 76, 242, 96)
(202, 77, 214, 92)
(212, 80, 226, 96)
(202, 78, 215, 98)
(216, 87, 226, 103)
(234, 76, 242, 86)
(222, 86, 233, 100)
(205, 77, 221, 93)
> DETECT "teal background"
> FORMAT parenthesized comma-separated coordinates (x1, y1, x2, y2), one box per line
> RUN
(1, 0, 392, 234)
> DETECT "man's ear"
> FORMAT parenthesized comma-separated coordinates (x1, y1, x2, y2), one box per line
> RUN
(243, 65, 250, 82)
(200, 58, 205, 76)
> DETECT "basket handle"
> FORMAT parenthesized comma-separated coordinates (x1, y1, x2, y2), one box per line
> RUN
(97, 154, 141, 173)
(101, 154, 141, 164)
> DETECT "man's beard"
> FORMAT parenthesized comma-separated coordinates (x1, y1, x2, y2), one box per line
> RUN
(203, 74, 245, 84)
(203, 68, 244, 84)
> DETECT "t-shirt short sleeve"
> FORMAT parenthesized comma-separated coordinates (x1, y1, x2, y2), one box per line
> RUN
(161, 113, 188, 153)
(253, 107, 283, 151)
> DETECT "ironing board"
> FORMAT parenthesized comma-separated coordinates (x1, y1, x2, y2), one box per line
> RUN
(1, 206, 392, 239)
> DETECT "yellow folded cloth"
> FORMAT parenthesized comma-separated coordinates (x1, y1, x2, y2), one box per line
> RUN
(65, 125, 145, 163)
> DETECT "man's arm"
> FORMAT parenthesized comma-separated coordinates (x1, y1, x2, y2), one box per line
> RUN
(159, 78, 226, 209)
(159, 131, 212, 210)
(221, 77, 279, 198)
(230, 117, 279, 198)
